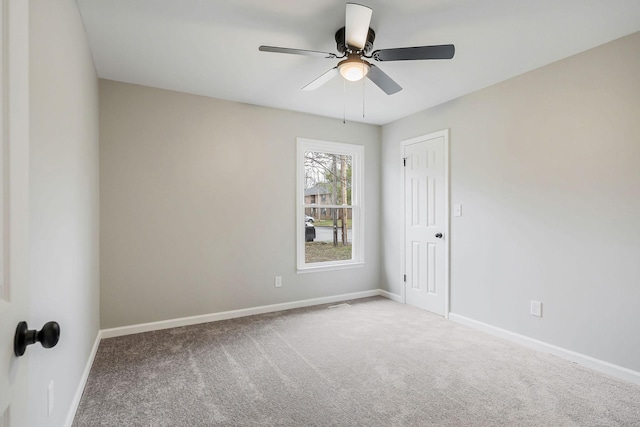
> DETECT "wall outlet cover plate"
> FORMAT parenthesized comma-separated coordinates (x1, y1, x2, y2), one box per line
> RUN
(531, 300, 542, 317)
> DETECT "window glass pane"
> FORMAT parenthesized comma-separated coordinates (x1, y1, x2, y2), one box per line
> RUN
(305, 208, 352, 264)
(304, 151, 352, 206)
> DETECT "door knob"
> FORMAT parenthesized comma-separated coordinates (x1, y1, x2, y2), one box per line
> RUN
(435, 233, 443, 238)
(14, 321, 60, 357)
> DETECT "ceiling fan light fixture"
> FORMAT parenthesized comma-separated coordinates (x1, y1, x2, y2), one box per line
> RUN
(259, 3, 453, 95)
(338, 56, 370, 82)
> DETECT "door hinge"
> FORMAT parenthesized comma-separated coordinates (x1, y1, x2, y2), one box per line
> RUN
(403, 274, 407, 282)
(403, 157, 407, 167)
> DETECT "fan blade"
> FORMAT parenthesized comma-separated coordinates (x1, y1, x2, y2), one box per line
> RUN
(367, 65, 402, 95)
(372, 44, 455, 61)
(259, 45, 337, 59)
(345, 3, 372, 50)
(302, 67, 339, 91)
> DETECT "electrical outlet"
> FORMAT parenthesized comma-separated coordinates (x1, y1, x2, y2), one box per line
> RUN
(47, 380, 54, 417)
(274, 276, 282, 288)
(530, 300, 542, 317)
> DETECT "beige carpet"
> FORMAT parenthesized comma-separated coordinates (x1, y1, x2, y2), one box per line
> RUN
(73, 297, 640, 426)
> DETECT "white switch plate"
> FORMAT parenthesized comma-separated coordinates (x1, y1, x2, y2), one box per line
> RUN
(454, 204, 462, 217)
(275, 276, 282, 288)
(530, 300, 542, 317)
(47, 380, 54, 417)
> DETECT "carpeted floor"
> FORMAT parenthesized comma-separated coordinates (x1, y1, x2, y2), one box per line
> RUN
(73, 297, 640, 426)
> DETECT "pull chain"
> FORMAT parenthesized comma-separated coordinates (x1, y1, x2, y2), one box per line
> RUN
(362, 64, 366, 119)
(343, 78, 346, 124)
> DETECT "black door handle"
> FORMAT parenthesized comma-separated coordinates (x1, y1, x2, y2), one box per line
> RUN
(435, 233, 443, 238)
(14, 321, 60, 357)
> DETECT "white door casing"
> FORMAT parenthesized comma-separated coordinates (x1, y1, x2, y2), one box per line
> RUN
(0, 0, 30, 425)
(402, 130, 449, 316)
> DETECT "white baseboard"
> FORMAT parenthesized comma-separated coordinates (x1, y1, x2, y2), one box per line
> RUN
(101, 289, 384, 339)
(448, 313, 640, 386)
(378, 289, 402, 303)
(64, 331, 101, 427)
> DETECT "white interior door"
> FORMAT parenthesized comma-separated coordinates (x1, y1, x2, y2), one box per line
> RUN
(0, 1, 30, 425)
(403, 130, 449, 316)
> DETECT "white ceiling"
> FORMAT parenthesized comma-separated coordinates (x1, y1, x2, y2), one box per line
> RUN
(76, 0, 640, 125)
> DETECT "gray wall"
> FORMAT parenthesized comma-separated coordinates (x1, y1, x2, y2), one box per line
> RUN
(382, 32, 640, 372)
(29, 0, 100, 425)
(99, 80, 382, 328)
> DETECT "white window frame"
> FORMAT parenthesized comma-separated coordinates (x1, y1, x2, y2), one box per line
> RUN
(297, 138, 365, 273)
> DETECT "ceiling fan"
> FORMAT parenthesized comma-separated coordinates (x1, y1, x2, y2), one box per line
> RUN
(259, 3, 455, 95)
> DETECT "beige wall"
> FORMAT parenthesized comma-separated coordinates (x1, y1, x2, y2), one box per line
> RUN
(99, 80, 382, 328)
(382, 32, 640, 372)
(29, 0, 100, 425)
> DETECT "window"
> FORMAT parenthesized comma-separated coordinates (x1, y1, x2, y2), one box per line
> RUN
(297, 138, 364, 272)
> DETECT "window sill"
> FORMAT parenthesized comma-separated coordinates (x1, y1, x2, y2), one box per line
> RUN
(297, 262, 365, 274)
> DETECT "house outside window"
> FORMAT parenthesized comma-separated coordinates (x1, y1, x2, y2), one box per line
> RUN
(297, 138, 364, 272)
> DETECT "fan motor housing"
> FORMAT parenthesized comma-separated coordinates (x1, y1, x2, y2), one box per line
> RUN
(335, 27, 376, 55)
